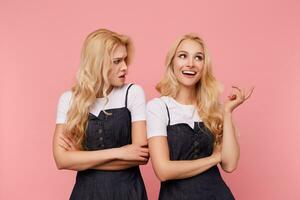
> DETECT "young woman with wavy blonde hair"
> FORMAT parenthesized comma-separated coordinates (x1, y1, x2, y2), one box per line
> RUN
(53, 28, 148, 199)
(146, 33, 253, 199)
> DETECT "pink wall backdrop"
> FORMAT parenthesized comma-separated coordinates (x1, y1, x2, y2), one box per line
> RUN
(1, 0, 299, 199)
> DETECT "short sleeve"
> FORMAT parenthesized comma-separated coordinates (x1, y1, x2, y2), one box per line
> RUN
(56, 91, 72, 124)
(127, 84, 146, 122)
(146, 98, 168, 139)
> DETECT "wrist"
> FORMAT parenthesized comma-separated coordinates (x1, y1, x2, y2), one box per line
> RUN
(211, 153, 221, 164)
(111, 147, 123, 160)
(223, 110, 232, 116)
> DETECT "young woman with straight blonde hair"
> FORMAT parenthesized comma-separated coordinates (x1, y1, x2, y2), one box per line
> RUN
(146, 33, 253, 199)
(53, 28, 148, 199)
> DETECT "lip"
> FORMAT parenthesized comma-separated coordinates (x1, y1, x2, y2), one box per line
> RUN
(181, 70, 197, 78)
(118, 75, 126, 81)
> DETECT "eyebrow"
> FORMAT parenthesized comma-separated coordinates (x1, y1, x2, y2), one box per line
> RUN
(177, 50, 204, 55)
(113, 56, 127, 60)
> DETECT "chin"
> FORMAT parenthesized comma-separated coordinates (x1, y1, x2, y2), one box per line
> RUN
(178, 79, 199, 88)
(114, 82, 125, 87)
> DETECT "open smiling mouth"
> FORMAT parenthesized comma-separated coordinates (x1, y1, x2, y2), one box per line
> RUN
(182, 70, 197, 77)
(118, 74, 126, 78)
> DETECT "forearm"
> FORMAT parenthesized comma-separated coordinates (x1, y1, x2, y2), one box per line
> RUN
(154, 155, 219, 181)
(55, 148, 119, 171)
(221, 111, 240, 172)
(92, 160, 147, 171)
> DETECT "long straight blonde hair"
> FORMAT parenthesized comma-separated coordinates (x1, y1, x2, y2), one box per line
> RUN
(156, 34, 223, 145)
(65, 29, 133, 149)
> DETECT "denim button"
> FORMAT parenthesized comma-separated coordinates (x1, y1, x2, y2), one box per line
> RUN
(193, 154, 198, 159)
(193, 141, 199, 146)
(99, 137, 103, 141)
(98, 129, 103, 134)
(194, 148, 199, 153)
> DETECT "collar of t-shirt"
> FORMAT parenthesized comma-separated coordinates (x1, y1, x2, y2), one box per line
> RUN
(89, 86, 124, 116)
(162, 96, 202, 127)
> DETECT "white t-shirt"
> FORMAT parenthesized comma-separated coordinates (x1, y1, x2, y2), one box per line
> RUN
(56, 83, 146, 124)
(146, 96, 202, 139)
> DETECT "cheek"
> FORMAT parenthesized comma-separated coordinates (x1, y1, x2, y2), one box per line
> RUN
(107, 69, 116, 82)
(109, 66, 118, 76)
(196, 62, 204, 71)
(196, 64, 204, 79)
(173, 65, 182, 77)
(173, 59, 186, 68)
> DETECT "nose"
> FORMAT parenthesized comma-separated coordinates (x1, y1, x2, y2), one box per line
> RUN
(120, 62, 128, 71)
(187, 57, 194, 68)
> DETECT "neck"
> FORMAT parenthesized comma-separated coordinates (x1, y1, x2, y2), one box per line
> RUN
(174, 84, 196, 105)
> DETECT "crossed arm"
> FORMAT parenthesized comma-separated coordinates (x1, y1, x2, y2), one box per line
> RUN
(148, 116, 238, 182)
(52, 121, 149, 171)
(148, 136, 221, 182)
(149, 86, 254, 181)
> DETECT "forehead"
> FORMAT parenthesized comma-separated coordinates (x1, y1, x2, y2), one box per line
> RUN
(176, 39, 203, 53)
(112, 44, 127, 57)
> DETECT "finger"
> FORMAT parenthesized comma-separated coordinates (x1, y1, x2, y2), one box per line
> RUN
(141, 144, 148, 148)
(59, 136, 71, 146)
(135, 160, 147, 165)
(229, 92, 242, 103)
(134, 156, 147, 162)
(59, 136, 72, 148)
(245, 86, 254, 100)
(58, 143, 69, 151)
(231, 86, 243, 100)
(66, 134, 77, 145)
(67, 138, 77, 150)
(64, 134, 75, 146)
(241, 87, 246, 101)
(139, 160, 148, 165)
(139, 156, 149, 162)
(228, 94, 237, 100)
(232, 86, 242, 93)
(140, 148, 149, 153)
(140, 151, 149, 158)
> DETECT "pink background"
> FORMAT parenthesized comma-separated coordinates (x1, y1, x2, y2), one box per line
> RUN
(1, 0, 299, 199)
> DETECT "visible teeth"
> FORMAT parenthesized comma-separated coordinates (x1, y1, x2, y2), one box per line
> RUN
(182, 70, 196, 75)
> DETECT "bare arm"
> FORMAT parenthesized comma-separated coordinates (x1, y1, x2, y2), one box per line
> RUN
(220, 86, 254, 173)
(220, 111, 239, 173)
(148, 136, 221, 182)
(53, 123, 148, 171)
(53, 124, 119, 171)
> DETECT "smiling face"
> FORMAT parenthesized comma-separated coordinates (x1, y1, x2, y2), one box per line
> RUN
(108, 44, 128, 87)
(172, 39, 204, 88)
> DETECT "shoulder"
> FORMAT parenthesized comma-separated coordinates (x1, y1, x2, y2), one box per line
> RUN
(124, 83, 146, 104)
(127, 83, 145, 96)
(146, 97, 166, 111)
(146, 97, 169, 133)
(56, 90, 73, 123)
(58, 90, 73, 104)
(114, 83, 145, 96)
(147, 96, 171, 107)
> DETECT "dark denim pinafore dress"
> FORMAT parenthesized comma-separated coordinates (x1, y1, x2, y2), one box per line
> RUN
(70, 84, 148, 200)
(159, 100, 235, 200)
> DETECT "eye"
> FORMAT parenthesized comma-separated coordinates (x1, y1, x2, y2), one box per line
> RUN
(178, 54, 186, 59)
(113, 59, 122, 64)
(195, 55, 203, 61)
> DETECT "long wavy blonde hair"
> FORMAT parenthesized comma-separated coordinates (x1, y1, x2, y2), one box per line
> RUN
(156, 33, 223, 145)
(65, 28, 133, 149)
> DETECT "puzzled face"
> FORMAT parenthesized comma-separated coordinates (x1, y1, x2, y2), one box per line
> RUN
(108, 44, 128, 87)
(172, 39, 204, 88)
